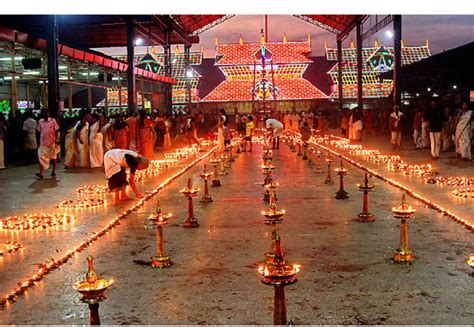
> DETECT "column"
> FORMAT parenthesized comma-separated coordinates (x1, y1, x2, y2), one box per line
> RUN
(163, 29, 172, 115)
(337, 39, 343, 111)
(46, 15, 60, 118)
(393, 15, 402, 107)
(126, 17, 136, 114)
(356, 21, 363, 110)
(11, 44, 17, 118)
(185, 44, 191, 110)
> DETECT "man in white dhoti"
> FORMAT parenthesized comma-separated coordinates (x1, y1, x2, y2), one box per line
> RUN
(455, 102, 473, 161)
(89, 113, 104, 168)
(75, 114, 90, 168)
(265, 118, 284, 149)
(23, 111, 37, 163)
(36, 109, 60, 178)
(104, 149, 149, 203)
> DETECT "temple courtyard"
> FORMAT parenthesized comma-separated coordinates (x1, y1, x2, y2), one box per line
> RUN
(0, 132, 472, 325)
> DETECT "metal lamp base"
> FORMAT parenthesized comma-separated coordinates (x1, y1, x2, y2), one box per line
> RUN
(357, 212, 375, 222)
(151, 255, 173, 268)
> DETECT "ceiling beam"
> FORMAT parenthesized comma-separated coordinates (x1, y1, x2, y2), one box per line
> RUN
(337, 15, 368, 42)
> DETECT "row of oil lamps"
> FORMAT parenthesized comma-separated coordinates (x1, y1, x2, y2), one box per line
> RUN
(0, 143, 217, 310)
(0, 240, 23, 256)
(319, 135, 437, 178)
(284, 133, 417, 261)
(322, 134, 473, 201)
(68, 140, 244, 324)
(304, 134, 474, 232)
(0, 213, 74, 231)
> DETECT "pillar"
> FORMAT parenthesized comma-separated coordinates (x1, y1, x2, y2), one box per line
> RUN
(393, 15, 402, 108)
(185, 44, 191, 110)
(126, 17, 136, 114)
(356, 21, 363, 110)
(67, 60, 72, 110)
(10, 44, 17, 118)
(163, 29, 172, 115)
(337, 39, 343, 111)
(46, 15, 60, 118)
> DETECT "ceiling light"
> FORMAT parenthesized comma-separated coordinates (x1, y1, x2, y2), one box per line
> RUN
(385, 30, 393, 38)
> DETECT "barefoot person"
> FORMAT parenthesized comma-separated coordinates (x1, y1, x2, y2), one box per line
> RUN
(104, 149, 149, 203)
(36, 109, 60, 178)
(265, 117, 284, 149)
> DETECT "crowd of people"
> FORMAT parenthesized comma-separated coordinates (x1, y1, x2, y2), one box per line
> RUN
(0, 100, 471, 176)
(0, 108, 225, 176)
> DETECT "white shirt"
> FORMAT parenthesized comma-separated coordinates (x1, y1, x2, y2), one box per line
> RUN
(104, 149, 139, 179)
(23, 117, 37, 133)
(266, 119, 284, 130)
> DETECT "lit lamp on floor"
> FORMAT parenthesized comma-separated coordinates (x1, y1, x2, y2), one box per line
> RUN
(306, 146, 315, 166)
(180, 178, 200, 228)
(324, 153, 334, 184)
(314, 149, 323, 173)
(467, 255, 474, 276)
(258, 234, 300, 325)
(146, 200, 173, 268)
(357, 172, 375, 222)
(334, 160, 349, 199)
(392, 194, 416, 264)
(199, 164, 213, 203)
(210, 153, 221, 186)
(261, 183, 284, 225)
(73, 256, 113, 325)
(227, 145, 235, 163)
(302, 142, 308, 160)
(219, 154, 228, 175)
(263, 148, 273, 164)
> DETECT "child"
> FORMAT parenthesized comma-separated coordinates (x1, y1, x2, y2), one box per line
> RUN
(244, 115, 254, 152)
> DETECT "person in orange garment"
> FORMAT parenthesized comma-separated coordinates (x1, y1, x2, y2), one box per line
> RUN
(137, 110, 156, 159)
(113, 115, 129, 150)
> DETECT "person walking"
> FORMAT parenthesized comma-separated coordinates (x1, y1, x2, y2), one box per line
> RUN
(22, 110, 38, 163)
(425, 100, 445, 160)
(113, 115, 129, 150)
(389, 105, 404, 150)
(36, 109, 60, 178)
(413, 107, 423, 150)
(421, 108, 430, 149)
(64, 118, 78, 169)
(441, 108, 454, 152)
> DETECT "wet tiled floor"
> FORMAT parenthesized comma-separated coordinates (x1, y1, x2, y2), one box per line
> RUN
(0, 136, 472, 324)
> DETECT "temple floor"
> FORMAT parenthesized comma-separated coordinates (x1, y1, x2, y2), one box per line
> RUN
(0, 132, 472, 324)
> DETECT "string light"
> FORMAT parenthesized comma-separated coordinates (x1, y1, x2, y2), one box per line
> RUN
(0, 145, 217, 307)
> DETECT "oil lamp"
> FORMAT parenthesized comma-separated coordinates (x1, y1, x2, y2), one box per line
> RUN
(324, 153, 334, 185)
(146, 200, 173, 268)
(226, 145, 235, 163)
(199, 164, 213, 203)
(210, 153, 222, 186)
(262, 162, 275, 187)
(314, 149, 323, 173)
(261, 183, 285, 225)
(257, 233, 300, 325)
(180, 178, 200, 228)
(302, 142, 308, 160)
(262, 148, 273, 164)
(357, 172, 375, 222)
(73, 255, 113, 325)
(306, 146, 315, 166)
(391, 193, 416, 264)
(334, 160, 349, 199)
(0, 240, 23, 256)
(290, 139, 296, 152)
(467, 255, 474, 276)
(219, 154, 228, 175)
